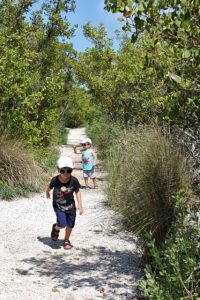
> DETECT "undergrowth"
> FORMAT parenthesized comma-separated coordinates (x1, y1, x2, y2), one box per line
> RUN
(141, 191, 200, 299)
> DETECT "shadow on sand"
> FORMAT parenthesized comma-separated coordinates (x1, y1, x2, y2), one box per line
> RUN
(17, 237, 141, 299)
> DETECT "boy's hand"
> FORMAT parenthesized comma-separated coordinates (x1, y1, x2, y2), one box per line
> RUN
(77, 205, 83, 215)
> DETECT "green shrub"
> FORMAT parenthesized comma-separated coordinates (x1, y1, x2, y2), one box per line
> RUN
(56, 126, 68, 145)
(86, 117, 121, 158)
(62, 88, 100, 128)
(35, 147, 59, 172)
(141, 192, 200, 299)
(106, 126, 190, 245)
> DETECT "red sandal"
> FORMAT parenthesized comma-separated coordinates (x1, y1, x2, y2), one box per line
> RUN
(63, 239, 73, 250)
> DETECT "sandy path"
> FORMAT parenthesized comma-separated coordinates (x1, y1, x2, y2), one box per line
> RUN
(0, 128, 141, 300)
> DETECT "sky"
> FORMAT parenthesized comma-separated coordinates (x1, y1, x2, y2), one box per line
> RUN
(67, 0, 122, 51)
(31, 0, 123, 52)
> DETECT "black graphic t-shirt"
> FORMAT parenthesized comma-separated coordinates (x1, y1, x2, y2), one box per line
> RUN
(49, 175, 80, 212)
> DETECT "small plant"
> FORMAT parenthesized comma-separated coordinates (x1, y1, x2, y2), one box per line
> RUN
(0, 181, 29, 200)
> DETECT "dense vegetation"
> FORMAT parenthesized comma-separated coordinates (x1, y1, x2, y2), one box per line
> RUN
(0, 1, 199, 298)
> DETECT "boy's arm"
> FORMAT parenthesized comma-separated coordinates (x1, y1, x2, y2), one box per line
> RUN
(75, 190, 83, 215)
(73, 145, 81, 154)
(92, 150, 97, 166)
(46, 186, 51, 199)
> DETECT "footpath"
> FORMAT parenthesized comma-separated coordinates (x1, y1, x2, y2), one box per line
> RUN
(0, 128, 141, 300)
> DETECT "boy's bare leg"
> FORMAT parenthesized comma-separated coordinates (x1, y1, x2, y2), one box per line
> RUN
(55, 225, 61, 231)
(64, 227, 72, 240)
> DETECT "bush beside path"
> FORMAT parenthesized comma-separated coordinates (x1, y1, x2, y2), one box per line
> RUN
(0, 128, 141, 300)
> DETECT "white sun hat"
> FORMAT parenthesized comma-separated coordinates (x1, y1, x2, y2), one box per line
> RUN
(80, 137, 92, 145)
(57, 156, 73, 169)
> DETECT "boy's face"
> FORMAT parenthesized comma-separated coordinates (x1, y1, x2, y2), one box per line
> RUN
(81, 143, 90, 149)
(59, 167, 72, 179)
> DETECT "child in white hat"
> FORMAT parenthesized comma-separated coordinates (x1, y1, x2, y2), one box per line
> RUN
(46, 156, 83, 250)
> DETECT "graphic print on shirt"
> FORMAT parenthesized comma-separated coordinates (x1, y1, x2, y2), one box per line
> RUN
(54, 186, 74, 205)
(83, 157, 90, 164)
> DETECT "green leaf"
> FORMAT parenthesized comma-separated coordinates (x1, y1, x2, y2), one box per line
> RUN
(182, 49, 191, 59)
(137, 3, 145, 12)
(168, 72, 182, 84)
(131, 34, 138, 43)
(117, 17, 125, 22)
(119, 6, 125, 12)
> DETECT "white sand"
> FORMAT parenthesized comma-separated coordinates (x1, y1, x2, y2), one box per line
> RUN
(0, 128, 141, 300)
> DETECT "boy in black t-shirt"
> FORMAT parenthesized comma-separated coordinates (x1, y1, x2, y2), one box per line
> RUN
(46, 156, 83, 250)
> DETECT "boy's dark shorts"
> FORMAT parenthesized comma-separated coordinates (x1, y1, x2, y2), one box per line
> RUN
(55, 209, 76, 228)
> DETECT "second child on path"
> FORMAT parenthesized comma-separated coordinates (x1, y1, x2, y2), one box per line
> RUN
(73, 138, 97, 189)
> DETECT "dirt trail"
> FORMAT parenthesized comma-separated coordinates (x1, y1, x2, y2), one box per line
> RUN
(0, 128, 141, 300)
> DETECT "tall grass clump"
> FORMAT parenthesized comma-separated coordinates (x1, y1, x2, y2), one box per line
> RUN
(106, 126, 190, 245)
(0, 137, 43, 200)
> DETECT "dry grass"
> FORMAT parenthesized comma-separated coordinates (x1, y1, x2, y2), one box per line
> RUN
(106, 126, 190, 245)
(0, 138, 42, 196)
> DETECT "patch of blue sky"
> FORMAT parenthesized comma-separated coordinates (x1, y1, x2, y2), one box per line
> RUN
(28, 0, 123, 52)
(67, 0, 122, 52)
